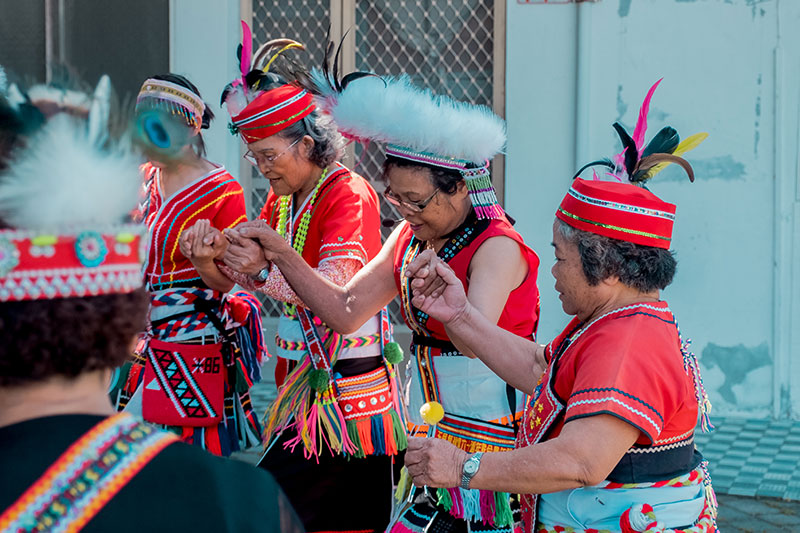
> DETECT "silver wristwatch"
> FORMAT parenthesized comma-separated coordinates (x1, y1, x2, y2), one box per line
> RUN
(253, 266, 270, 282)
(460, 452, 484, 489)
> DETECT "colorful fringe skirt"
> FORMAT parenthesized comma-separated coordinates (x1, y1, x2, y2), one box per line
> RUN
(259, 356, 403, 533)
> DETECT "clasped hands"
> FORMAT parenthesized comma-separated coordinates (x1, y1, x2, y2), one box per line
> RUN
(178, 219, 289, 277)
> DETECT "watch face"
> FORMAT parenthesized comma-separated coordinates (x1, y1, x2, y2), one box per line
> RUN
(464, 460, 479, 475)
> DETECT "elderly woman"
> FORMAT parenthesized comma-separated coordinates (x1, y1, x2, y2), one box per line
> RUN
(110, 73, 266, 457)
(402, 83, 717, 533)
(0, 72, 300, 533)
(226, 67, 541, 531)
(182, 33, 402, 533)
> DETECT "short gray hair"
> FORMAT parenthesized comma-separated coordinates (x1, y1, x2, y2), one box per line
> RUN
(555, 219, 677, 292)
(278, 110, 345, 168)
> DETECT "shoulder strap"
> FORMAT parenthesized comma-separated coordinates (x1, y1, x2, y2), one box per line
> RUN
(0, 413, 177, 532)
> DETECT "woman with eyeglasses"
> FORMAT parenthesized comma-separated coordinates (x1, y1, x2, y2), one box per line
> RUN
(109, 73, 267, 457)
(227, 67, 542, 531)
(180, 34, 405, 533)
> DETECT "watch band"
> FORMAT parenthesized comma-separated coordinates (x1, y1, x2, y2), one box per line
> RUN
(460, 451, 484, 489)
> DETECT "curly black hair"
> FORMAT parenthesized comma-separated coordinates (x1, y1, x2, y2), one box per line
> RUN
(556, 219, 677, 292)
(0, 289, 149, 386)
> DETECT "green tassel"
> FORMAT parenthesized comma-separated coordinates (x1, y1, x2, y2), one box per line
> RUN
(384, 341, 404, 364)
(308, 368, 330, 392)
(391, 409, 408, 450)
(493, 491, 514, 528)
(345, 419, 366, 458)
(437, 487, 453, 511)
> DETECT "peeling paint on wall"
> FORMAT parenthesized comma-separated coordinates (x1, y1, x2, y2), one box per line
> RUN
(660, 155, 746, 181)
(754, 74, 762, 156)
(701, 342, 771, 404)
(616, 85, 628, 122)
(618, 0, 632, 17)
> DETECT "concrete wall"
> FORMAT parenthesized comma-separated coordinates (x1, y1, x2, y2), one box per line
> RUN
(170, 0, 248, 207)
(505, 0, 800, 418)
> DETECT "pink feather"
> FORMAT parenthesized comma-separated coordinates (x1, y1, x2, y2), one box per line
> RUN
(632, 78, 663, 154)
(240, 21, 253, 80)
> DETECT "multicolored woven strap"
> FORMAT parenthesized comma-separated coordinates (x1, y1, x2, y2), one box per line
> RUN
(0, 413, 177, 533)
(296, 307, 340, 384)
(274, 332, 381, 351)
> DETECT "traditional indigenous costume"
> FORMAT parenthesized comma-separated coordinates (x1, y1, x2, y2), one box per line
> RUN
(0, 72, 301, 533)
(518, 80, 716, 533)
(310, 64, 541, 531)
(110, 78, 267, 457)
(219, 26, 407, 532)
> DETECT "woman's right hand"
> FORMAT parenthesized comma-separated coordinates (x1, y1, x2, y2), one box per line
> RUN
(180, 219, 228, 265)
(405, 250, 469, 325)
(230, 219, 291, 261)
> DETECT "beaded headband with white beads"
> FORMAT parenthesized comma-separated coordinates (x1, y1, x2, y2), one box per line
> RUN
(0, 225, 144, 302)
(0, 72, 145, 302)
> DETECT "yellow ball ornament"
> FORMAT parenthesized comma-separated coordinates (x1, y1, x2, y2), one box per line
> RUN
(419, 401, 444, 425)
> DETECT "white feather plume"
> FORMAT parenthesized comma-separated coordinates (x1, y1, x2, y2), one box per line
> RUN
(312, 71, 506, 164)
(87, 75, 112, 146)
(0, 65, 7, 95)
(0, 114, 141, 230)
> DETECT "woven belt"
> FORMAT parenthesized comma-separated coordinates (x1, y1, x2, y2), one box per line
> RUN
(275, 332, 381, 351)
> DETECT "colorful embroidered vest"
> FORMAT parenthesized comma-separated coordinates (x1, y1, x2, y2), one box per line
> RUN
(392, 213, 540, 528)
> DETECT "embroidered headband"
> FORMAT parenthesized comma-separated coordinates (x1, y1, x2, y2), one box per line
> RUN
(228, 84, 315, 143)
(556, 178, 676, 249)
(562, 79, 708, 248)
(136, 78, 205, 132)
(312, 53, 506, 219)
(0, 74, 145, 302)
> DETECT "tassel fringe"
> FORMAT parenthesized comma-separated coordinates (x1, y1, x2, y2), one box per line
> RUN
(434, 486, 513, 528)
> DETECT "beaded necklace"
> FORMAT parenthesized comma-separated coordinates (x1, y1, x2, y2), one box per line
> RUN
(277, 167, 328, 315)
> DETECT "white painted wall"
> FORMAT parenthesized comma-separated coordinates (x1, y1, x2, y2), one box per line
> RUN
(506, 0, 800, 418)
(169, 0, 248, 207)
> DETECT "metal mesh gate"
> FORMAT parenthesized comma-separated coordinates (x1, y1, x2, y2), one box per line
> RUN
(250, 0, 332, 317)
(250, 0, 496, 319)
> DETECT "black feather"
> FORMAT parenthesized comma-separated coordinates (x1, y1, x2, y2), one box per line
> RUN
(642, 126, 679, 158)
(322, 26, 335, 91)
(341, 72, 384, 90)
(572, 158, 615, 180)
(244, 70, 266, 90)
(236, 44, 243, 63)
(219, 83, 234, 107)
(332, 29, 351, 92)
(612, 122, 638, 177)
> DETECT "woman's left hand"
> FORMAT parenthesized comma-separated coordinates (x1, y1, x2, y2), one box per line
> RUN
(231, 219, 290, 261)
(404, 436, 468, 488)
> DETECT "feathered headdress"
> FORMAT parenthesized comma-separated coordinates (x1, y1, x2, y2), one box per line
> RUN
(0, 71, 144, 302)
(311, 39, 506, 219)
(220, 21, 308, 118)
(574, 79, 708, 185)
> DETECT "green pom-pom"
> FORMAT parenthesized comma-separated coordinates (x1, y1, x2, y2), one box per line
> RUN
(308, 369, 330, 391)
(383, 341, 404, 364)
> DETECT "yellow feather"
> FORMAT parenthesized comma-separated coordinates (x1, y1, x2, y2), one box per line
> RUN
(647, 132, 709, 178)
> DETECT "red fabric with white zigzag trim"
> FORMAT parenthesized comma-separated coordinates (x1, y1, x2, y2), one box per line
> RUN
(0, 224, 144, 302)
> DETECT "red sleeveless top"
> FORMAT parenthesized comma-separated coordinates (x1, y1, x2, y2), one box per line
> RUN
(393, 214, 541, 341)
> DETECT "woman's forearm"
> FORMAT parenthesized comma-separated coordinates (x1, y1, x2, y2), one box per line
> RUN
(270, 247, 379, 334)
(194, 260, 235, 293)
(445, 303, 544, 394)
